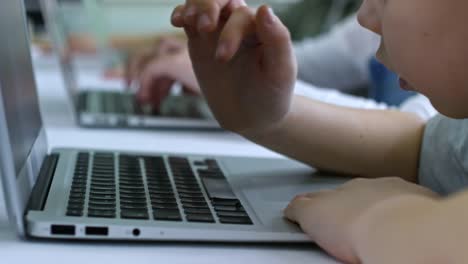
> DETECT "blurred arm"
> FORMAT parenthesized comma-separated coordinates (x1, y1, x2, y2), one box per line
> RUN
(294, 14, 380, 91)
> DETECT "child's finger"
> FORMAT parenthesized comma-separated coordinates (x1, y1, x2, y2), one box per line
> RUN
(179, 0, 246, 33)
(197, 0, 247, 32)
(171, 5, 186, 27)
(283, 195, 313, 223)
(215, 6, 256, 62)
(255, 5, 294, 73)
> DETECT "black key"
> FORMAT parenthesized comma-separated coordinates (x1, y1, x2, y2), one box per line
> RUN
(178, 192, 205, 199)
(121, 209, 149, 219)
(184, 207, 212, 214)
(90, 178, 115, 184)
(119, 193, 146, 199)
(88, 196, 115, 202)
(67, 204, 84, 210)
(121, 202, 148, 208)
(197, 169, 222, 177)
(89, 190, 116, 196)
(88, 209, 115, 218)
(70, 187, 86, 193)
(176, 186, 202, 192)
(152, 203, 179, 209)
(118, 170, 140, 175)
(71, 183, 87, 188)
(175, 184, 201, 190)
(149, 189, 174, 195)
(153, 209, 181, 221)
(119, 180, 144, 186)
(90, 181, 115, 187)
(93, 163, 114, 168)
(211, 198, 241, 206)
(179, 197, 206, 204)
(88, 204, 116, 210)
(182, 203, 209, 210)
(172, 172, 194, 178)
(120, 203, 148, 210)
(73, 174, 87, 179)
(213, 205, 245, 212)
(147, 184, 172, 190)
(146, 170, 168, 176)
(120, 198, 147, 205)
(193, 161, 206, 166)
(150, 198, 177, 204)
(92, 172, 114, 176)
(66, 210, 83, 217)
(89, 193, 116, 199)
(146, 178, 171, 184)
(72, 181, 87, 186)
(181, 201, 208, 208)
(68, 198, 85, 204)
(200, 174, 237, 200)
(218, 216, 253, 225)
(89, 200, 116, 207)
(90, 186, 116, 192)
(69, 192, 86, 199)
(173, 179, 199, 185)
(119, 186, 145, 192)
(216, 210, 249, 218)
(186, 214, 215, 223)
(168, 156, 189, 162)
(149, 193, 176, 199)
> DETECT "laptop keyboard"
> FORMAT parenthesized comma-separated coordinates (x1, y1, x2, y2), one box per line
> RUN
(81, 91, 139, 115)
(66, 152, 252, 225)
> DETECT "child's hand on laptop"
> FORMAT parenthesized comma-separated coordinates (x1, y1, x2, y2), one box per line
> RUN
(284, 177, 440, 263)
(171, 0, 297, 136)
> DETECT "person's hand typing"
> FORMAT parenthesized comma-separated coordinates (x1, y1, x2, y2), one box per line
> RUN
(171, 0, 297, 136)
(124, 36, 201, 109)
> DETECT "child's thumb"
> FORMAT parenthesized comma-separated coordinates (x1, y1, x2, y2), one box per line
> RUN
(255, 6, 295, 74)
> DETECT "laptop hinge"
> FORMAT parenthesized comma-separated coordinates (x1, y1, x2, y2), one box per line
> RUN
(25, 153, 59, 211)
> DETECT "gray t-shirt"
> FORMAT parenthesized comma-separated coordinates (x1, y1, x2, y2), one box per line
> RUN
(419, 115, 468, 195)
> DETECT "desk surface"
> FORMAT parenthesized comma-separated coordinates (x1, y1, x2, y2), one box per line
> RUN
(0, 53, 340, 264)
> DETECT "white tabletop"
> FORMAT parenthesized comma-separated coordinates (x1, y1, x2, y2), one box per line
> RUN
(0, 52, 340, 264)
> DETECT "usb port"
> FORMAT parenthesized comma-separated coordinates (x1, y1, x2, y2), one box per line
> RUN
(51, 225, 75, 235)
(85, 226, 108, 236)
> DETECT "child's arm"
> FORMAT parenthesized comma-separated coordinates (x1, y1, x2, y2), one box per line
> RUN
(173, 0, 425, 182)
(253, 96, 425, 182)
(352, 185, 468, 263)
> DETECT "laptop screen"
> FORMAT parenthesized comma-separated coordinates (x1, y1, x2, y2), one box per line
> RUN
(0, 1, 43, 175)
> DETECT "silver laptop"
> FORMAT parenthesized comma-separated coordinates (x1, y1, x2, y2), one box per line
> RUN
(41, 0, 219, 129)
(0, 0, 345, 241)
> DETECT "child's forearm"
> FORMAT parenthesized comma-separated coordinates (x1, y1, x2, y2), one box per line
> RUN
(352, 191, 468, 263)
(248, 95, 426, 181)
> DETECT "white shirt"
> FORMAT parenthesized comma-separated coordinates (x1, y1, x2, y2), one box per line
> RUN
(292, 15, 437, 121)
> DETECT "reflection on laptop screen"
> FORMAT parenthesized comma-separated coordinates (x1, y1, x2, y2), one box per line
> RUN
(0, 1, 43, 175)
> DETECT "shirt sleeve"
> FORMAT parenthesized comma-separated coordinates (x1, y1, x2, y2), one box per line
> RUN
(399, 94, 437, 121)
(293, 14, 380, 92)
(419, 115, 468, 195)
(294, 80, 437, 122)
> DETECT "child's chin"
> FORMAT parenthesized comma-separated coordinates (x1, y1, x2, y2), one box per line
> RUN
(398, 77, 415, 91)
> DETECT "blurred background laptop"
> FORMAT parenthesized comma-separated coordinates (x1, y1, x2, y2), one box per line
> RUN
(41, 0, 219, 129)
(28, 0, 362, 129)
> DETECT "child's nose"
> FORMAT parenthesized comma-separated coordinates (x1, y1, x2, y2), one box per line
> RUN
(357, 0, 382, 36)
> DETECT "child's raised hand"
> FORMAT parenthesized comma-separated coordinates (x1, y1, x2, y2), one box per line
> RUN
(171, 0, 297, 136)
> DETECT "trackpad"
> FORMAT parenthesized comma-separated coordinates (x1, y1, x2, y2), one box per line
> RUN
(221, 157, 348, 229)
(237, 172, 346, 229)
